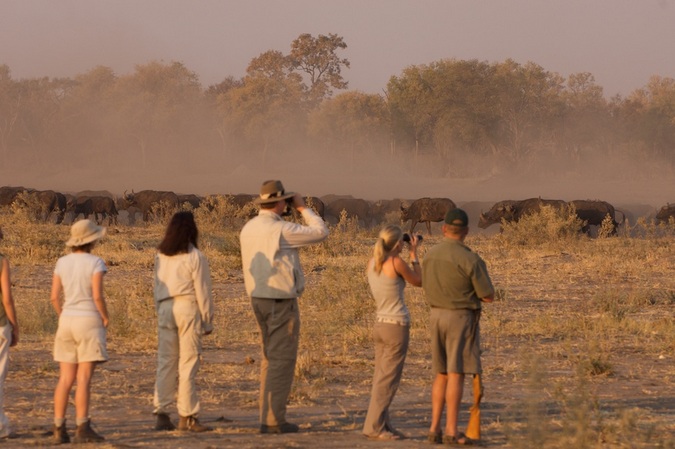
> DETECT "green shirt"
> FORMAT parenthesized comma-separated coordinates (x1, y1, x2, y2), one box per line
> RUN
(422, 238, 494, 310)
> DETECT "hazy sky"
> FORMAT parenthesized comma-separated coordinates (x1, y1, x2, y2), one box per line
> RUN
(2, 0, 675, 98)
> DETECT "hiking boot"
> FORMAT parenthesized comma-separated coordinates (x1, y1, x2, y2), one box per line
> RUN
(260, 422, 300, 434)
(154, 413, 176, 431)
(52, 422, 70, 445)
(73, 419, 105, 443)
(177, 415, 211, 433)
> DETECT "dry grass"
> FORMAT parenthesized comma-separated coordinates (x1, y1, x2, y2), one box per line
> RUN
(0, 206, 673, 448)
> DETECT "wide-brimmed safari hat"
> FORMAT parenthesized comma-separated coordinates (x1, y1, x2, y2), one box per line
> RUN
(254, 180, 295, 204)
(66, 219, 106, 247)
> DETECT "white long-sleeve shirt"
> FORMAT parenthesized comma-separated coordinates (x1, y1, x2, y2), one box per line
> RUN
(240, 208, 329, 298)
(154, 245, 214, 332)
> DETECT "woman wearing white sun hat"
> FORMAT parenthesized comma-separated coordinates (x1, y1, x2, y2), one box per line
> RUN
(50, 219, 109, 444)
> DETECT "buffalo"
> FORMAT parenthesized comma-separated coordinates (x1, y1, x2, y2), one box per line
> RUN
(569, 200, 624, 234)
(0, 187, 65, 223)
(400, 197, 456, 234)
(371, 198, 408, 225)
(74, 196, 119, 225)
(76, 190, 116, 200)
(44, 190, 67, 224)
(0, 186, 33, 207)
(121, 190, 179, 222)
(228, 193, 256, 209)
(177, 194, 203, 209)
(286, 196, 326, 222)
(301, 196, 325, 220)
(655, 203, 675, 223)
(324, 197, 372, 227)
(25, 190, 67, 224)
(478, 198, 566, 229)
(223, 193, 257, 219)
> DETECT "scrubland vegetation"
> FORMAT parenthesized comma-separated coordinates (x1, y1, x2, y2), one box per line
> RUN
(1, 203, 673, 448)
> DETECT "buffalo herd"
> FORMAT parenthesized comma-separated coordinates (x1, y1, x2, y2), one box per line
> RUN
(477, 198, 627, 234)
(0, 186, 672, 235)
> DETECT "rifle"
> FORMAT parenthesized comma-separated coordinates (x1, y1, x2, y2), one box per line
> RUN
(465, 373, 483, 440)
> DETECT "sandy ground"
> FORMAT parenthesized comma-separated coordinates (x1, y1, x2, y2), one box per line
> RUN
(4, 274, 674, 449)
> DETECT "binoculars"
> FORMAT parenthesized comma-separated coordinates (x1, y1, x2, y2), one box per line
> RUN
(402, 233, 423, 243)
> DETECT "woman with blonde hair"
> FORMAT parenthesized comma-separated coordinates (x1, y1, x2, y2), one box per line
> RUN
(363, 224, 422, 440)
(50, 219, 109, 444)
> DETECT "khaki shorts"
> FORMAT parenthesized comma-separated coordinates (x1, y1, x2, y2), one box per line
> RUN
(430, 308, 481, 375)
(53, 315, 108, 364)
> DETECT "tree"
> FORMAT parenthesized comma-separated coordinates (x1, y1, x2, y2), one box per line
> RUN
(55, 66, 118, 167)
(308, 91, 389, 171)
(492, 60, 565, 166)
(217, 51, 306, 168)
(111, 61, 204, 169)
(626, 76, 675, 162)
(423, 59, 498, 166)
(386, 65, 436, 157)
(560, 72, 609, 165)
(289, 33, 350, 104)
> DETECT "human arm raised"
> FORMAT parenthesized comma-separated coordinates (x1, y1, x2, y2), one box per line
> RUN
(393, 234, 422, 286)
(280, 193, 329, 247)
(392, 253, 422, 287)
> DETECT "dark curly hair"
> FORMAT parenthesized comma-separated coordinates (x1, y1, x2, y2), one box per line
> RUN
(157, 211, 199, 256)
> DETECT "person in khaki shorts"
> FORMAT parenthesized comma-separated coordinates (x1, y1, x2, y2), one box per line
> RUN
(50, 219, 109, 444)
(240, 180, 329, 434)
(421, 208, 494, 445)
(153, 211, 214, 433)
(0, 227, 19, 440)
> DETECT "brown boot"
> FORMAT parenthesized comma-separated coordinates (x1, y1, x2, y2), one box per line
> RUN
(73, 419, 105, 443)
(52, 422, 70, 444)
(177, 415, 211, 432)
(155, 413, 176, 431)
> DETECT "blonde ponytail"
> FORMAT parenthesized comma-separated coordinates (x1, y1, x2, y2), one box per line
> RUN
(372, 225, 403, 274)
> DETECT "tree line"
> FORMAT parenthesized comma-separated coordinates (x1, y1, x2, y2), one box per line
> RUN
(1, 33, 674, 180)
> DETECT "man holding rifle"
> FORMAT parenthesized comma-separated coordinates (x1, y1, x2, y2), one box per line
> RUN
(421, 208, 494, 445)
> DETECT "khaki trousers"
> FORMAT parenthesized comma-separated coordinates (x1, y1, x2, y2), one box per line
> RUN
(362, 322, 409, 437)
(0, 325, 11, 437)
(153, 298, 203, 417)
(251, 297, 300, 427)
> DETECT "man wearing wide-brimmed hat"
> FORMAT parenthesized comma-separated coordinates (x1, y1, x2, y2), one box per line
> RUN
(240, 180, 329, 434)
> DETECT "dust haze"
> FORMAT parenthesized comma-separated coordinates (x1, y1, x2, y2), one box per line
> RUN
(1, 120, 671, 215)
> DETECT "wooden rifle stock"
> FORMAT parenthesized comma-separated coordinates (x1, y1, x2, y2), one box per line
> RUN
(465, 373, 483, 440)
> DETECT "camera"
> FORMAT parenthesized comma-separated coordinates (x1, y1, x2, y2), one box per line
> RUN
(402, 233, 423, 243)
(280, 197, 295, 216)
